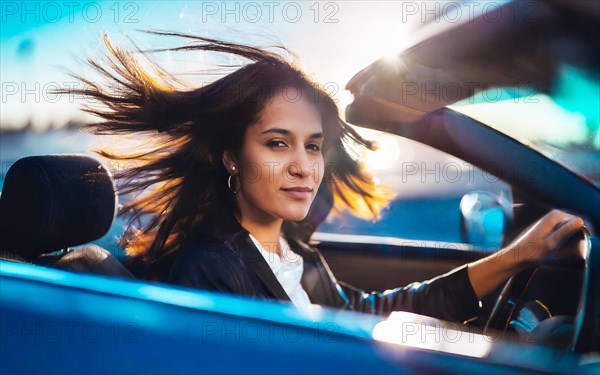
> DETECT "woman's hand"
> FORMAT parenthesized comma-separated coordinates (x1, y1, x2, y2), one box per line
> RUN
(505, 209, 585, 268)
(467, 209, 585, 300)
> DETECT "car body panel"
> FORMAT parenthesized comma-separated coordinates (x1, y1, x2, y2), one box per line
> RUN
(0, 260, 585, 374)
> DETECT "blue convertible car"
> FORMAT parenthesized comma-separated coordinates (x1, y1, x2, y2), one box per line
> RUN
(1, 1, 599, 373)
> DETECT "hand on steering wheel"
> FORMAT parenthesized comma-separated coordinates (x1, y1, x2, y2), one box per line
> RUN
(484, 213, 589, 351)
(506, 210, 585, 268)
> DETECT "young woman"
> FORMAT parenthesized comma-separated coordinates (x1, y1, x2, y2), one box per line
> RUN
(71, 32, 584, 322)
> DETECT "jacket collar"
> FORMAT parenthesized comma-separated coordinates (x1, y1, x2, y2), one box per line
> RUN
(229, 228, 291, 302)
(224, 218, 347, 308)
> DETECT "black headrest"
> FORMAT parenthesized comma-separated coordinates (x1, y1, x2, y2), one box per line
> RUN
(0, 155, 117, 259)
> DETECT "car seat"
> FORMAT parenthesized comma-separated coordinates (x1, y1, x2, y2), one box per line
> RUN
(0, 154, 133, 278)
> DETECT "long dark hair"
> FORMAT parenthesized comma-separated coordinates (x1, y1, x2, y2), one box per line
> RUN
(64, 32, 392, 277)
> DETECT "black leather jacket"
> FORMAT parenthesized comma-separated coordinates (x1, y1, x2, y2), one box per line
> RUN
(168, 224, 482, 322)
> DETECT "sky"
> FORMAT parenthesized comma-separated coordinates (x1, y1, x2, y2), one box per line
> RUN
(0, 0, 441, 130)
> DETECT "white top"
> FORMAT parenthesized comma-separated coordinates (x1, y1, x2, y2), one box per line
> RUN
(248, 233, 312, 309)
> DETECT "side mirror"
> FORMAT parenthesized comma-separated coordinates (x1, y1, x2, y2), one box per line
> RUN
(460, 190, 513, 250)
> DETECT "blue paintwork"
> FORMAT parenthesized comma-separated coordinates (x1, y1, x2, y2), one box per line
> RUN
(0, 260, 548, 374)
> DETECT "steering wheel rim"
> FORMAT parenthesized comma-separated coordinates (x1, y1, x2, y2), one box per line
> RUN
(484, 268, 537, 334)
(483, 229, 590, 350)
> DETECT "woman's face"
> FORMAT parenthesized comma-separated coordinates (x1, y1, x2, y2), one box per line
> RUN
(224, 94, 325, 223)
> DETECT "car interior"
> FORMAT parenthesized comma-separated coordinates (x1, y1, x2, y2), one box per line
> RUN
(0, 152, 597, 356)
(0, 155, 133, 278)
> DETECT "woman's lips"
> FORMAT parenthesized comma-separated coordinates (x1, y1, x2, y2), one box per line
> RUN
(280, 187, 313, 200)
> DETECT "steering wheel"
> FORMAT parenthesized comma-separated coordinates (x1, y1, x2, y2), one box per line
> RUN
(483, 229, 591, 350)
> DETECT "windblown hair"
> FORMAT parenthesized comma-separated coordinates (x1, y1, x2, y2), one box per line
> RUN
(64, 31, 392, 278)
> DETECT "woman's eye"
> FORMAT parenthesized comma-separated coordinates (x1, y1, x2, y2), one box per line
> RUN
(267, 140, 287, 148)
(307, 144, 321, 152)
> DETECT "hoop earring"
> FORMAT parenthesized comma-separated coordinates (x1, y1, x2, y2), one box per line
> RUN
(227, 175, 237, 194)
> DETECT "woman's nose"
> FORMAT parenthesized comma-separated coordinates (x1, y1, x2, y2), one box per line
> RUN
(287, 150, 312, 178)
